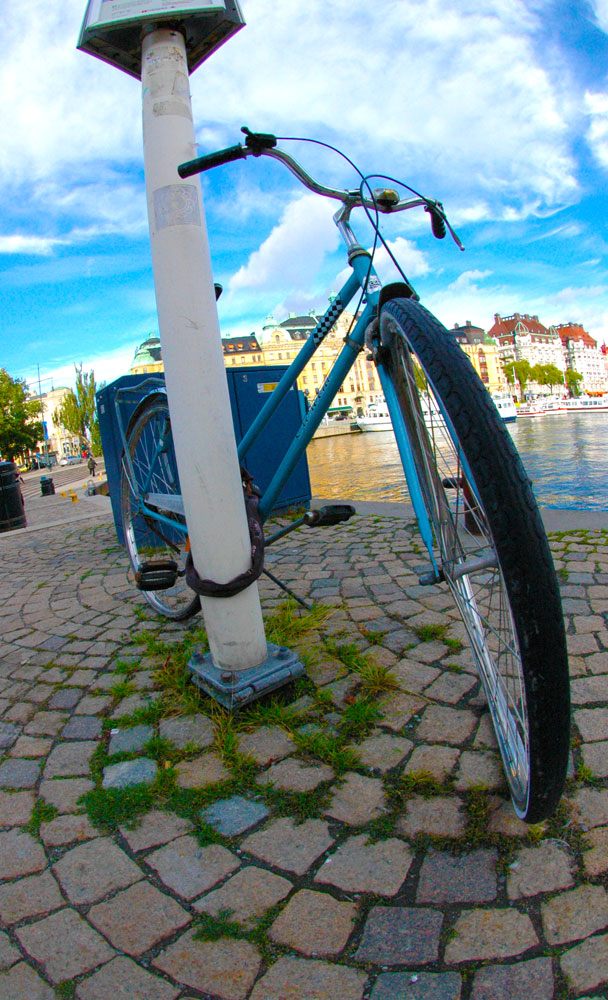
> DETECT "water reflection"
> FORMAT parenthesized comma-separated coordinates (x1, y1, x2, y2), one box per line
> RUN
(307, 413, 608, 509)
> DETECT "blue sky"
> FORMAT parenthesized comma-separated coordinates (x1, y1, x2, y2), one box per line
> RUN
(2, 0, 608, 395)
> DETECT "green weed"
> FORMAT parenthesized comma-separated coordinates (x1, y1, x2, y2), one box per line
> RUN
(26, 799, 58, 837)
(339, 699, 381, 740)
(414, 623, 448, 643)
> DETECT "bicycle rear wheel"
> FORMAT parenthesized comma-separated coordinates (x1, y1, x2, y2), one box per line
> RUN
(120, 393, 200, 621)
(381, 297, 570, 822)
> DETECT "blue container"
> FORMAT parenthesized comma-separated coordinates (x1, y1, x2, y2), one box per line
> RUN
(96, 368, 310, 545)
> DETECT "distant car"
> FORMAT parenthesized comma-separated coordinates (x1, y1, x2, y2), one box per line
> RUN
(59, 455, 82, 466)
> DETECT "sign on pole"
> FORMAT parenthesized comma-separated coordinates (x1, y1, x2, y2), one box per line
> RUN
(78, 0, 244, 77)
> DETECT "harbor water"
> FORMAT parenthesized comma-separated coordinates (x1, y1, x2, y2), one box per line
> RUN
(307, 412, 608, 510)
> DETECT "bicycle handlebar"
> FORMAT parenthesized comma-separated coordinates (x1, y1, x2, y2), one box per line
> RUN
(177, 128, 463, 248)
(178, 144, 246, 178)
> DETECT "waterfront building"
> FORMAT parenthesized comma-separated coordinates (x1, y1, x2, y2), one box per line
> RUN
(488, 313, 566, 377)
(451, 321, 507, 392)
(129, 303, 385, 416)
(27, 386, 80, 460)
(130, 335, 163, 375)
(223, 334, 264, 366)
(259, 308, 384, 415)
(555, 322, 608, 395)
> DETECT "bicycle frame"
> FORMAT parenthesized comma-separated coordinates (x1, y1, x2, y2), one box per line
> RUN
(119, 133, 457, 578)
(119, 254, 442, 583)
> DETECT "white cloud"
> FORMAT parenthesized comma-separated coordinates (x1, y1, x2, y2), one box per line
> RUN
(192, 0, 578, 212)
(585, 91, 608, 168)
(229, 193, 338, 294)
(0, 235, 64, 255)
(590, 0, 608, 33)
(19, 342, 137, 395)
(0, 0, 578, 217)
(0, 1, 141, 183)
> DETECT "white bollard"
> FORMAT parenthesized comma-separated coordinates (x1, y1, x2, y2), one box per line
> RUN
(141, 28, 267, 673)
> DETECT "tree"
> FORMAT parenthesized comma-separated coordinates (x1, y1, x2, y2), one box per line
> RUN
(503, 360, 531, 401)
(54, 365, 102, 454)
(564, 369, 584, 397)
(0, 369, 43, 461)
(529, 364, 564, 393)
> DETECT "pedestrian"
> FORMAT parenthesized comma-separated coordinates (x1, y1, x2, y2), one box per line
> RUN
(87, 456, 96, 476)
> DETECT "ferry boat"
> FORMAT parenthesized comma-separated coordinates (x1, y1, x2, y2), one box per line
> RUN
(516, 401, 552, 418)
(354, 401, 392, 432)
(357, 389, 519, 431)
(490, 393, 517, 423)
(516, 396, 608, 417)
(561, 397, 608, 413)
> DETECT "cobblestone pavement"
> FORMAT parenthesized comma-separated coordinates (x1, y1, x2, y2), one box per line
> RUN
(0, 493, 607, 999)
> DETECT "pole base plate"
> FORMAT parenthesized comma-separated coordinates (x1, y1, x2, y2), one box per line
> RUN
(187, 643, 305, 709)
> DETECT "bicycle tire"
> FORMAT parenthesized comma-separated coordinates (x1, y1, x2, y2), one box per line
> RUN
(120, 394, 201, 621)
(381, 296, 570, 822)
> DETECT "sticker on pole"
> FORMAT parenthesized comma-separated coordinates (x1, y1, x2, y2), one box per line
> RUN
(78, 0, 244, 78)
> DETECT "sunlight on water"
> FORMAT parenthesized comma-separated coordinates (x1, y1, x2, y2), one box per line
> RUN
(306, 413, 608, 510)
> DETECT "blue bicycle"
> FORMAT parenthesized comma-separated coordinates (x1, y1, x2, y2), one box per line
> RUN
(119, 128, 570, 822)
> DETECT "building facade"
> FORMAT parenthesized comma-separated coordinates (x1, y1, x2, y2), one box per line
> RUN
(451, 321, 507, 392)
(130, 335, 164, 375)
(487, 313, 566, 375)
(28, 387, 80, 460)
(131, 305, 385, 416)
(555, 322, 608, 395)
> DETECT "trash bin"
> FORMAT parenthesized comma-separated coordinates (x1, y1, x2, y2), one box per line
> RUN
(0, 461, 26, 532)
(40, 476, 55, 497)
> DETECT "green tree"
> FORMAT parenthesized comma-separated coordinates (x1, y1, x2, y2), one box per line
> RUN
(564, 369, 584, 397)
(54, 365, 102, 455)
(503, 360, 531, 401)
(0, 369, 43, 461)
(529, 363, 564, 393)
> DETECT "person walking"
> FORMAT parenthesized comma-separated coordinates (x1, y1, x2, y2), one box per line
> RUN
(87, 456, 96, 476)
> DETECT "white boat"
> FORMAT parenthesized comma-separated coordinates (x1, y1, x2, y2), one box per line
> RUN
(491, 393, 517, 423)
(516, 401, 551, 418)
(355, 401, 393, 432)
(560, 397, 608, 413)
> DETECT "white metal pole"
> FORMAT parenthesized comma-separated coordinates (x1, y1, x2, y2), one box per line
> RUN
(141, 27, 267, 672)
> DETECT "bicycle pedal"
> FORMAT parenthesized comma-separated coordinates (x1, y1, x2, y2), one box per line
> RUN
(135, 560, 179, 591)
(306, 504, 356, 527)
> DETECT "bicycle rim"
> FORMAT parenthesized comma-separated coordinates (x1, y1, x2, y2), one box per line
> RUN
(382, 298, 569, 821)
(121, 396, 200, 621)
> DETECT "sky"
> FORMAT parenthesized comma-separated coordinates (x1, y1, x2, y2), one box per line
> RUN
(2, 0, 608, 395)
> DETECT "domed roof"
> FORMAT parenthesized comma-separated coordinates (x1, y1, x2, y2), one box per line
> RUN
(131, 335, 162, 370)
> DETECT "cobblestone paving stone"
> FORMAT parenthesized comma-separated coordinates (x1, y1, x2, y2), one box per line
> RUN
(0, 493, 607, 997)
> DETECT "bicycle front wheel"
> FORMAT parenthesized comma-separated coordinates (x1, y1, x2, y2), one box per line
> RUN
(120, 394, 200, 621)
(381, 297, 570, 822)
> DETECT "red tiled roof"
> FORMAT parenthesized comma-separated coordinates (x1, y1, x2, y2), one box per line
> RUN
(487, 313, 552, 340)
(554, 322, 597, 349)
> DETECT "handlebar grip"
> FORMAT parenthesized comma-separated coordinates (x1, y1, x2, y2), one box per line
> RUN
(426, 205, 447, 239)
(178, 144, 246, 178)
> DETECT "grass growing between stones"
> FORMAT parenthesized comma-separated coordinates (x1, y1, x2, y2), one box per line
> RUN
(322, 636, 399, 699)
(294, 731, 360, 774)
(193, 902, 288, 966)
(54, 981, 76, 999)
(82, 782, 159, 830)
(339, 699, 381, 740)
(26, 799, 58, 837)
